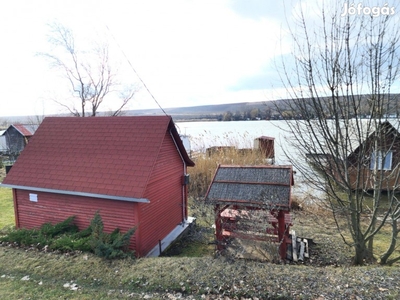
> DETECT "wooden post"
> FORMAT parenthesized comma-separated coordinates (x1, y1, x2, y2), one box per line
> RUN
(299, 241, 305, 261)
(292, 230, 298, 262)
(277, 210, 287, 260)
(214, 204, 224, 251)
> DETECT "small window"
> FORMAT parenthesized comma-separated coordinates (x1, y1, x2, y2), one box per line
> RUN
(370, 151, 393, 170)
(29, 193, 38, 202)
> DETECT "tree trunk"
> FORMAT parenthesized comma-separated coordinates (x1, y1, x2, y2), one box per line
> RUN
(353, 243, 376, 265)
(350, 202, 375, 265)
(380, 218, 398, 265)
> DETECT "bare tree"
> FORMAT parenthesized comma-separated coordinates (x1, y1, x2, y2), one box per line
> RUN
(277, 1, 400, 265)
(41, 23, 137, 117)
(27, 115, 45, 126)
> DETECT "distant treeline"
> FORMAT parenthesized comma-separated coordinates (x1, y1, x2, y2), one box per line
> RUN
(220, 94, 400, 121)
(220, 108, 276, 121)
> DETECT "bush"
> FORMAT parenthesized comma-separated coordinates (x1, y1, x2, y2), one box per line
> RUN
(40, 216, 78, 237)
(0, 213, 136, 259)
(0, 227, 47, 247)
(89, 212, 136, 259)
(50, 235, 92, 252)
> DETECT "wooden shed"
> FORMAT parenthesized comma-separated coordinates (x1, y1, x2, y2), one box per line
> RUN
(2, 124, 39, 156)
(1, 116, 195, 257)
(205, 165, 294, 260)
(254, 136, 275, 161)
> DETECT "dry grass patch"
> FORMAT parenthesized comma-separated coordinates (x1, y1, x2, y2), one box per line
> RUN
(188, 132, 268, 200)
(1, 244, 400, 299)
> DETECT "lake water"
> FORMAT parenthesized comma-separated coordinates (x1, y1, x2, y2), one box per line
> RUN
(175, 120, 294, 165)
(175, 120, 317, 198)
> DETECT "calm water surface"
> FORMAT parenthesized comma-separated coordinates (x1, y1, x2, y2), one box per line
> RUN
(175, 120, 294, 164)
(175, 120, 318, 198)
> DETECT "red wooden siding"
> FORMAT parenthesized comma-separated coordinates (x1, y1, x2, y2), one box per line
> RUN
(2, 116, 195, 257)
(14, 189, 137, 250)
(137, 131, 186, 256)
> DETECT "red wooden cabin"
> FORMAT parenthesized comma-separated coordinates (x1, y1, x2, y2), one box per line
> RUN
(1, 116, 194, 257)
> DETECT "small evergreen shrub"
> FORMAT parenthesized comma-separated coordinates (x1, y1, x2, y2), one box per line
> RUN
(50, 235, 92, 252)
(0, 212, 136, 259)
(89, 212, 136, 259)
(40, 216, 78, 238)
(0, 227, 47, 246)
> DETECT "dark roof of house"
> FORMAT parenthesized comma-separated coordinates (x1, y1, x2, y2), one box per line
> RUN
(346, 120, 400, 159)
(307, 120, 400, 159)
(1, 116, 194, 202)
(3, 124, 39, 137)
(205, 165, 293, 210)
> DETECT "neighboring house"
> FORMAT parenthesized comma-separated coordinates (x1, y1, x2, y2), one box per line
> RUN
(345, 121, 400, 190)
(1, 116, 195, 257)
(2, 124, 39, 155)
(327, 121, 400, 191)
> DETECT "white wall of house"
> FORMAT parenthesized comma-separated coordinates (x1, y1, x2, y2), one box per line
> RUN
(0, 131, 7, 154)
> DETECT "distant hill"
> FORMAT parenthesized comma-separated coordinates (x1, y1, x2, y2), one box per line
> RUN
(0, 101, 280, 124)
(10, 93, 398, 123)
(124, 94, 400, 121)
(124, 101, 272, 120)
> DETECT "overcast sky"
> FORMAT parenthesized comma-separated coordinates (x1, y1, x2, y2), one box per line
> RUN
(0, 0, 398, 117)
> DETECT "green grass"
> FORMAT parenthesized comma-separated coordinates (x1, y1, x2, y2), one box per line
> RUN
(0, 187, 14, 230)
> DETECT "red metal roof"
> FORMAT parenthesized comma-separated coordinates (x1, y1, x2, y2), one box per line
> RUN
(11, 124, 39, 137)
(2, 116, 194, 200)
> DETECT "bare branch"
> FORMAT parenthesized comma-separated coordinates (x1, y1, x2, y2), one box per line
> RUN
(39, 22, 137, 117)
(277, 1, 400, 265)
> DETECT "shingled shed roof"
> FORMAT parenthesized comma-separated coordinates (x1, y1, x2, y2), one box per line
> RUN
(205, 165, 293, 210)
(2, 116, 194, 202)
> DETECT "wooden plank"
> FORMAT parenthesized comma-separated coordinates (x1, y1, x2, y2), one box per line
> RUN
(291, 231, 298, 262)
(299, 241, 305, 261)
(304, 239, 309, 258)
